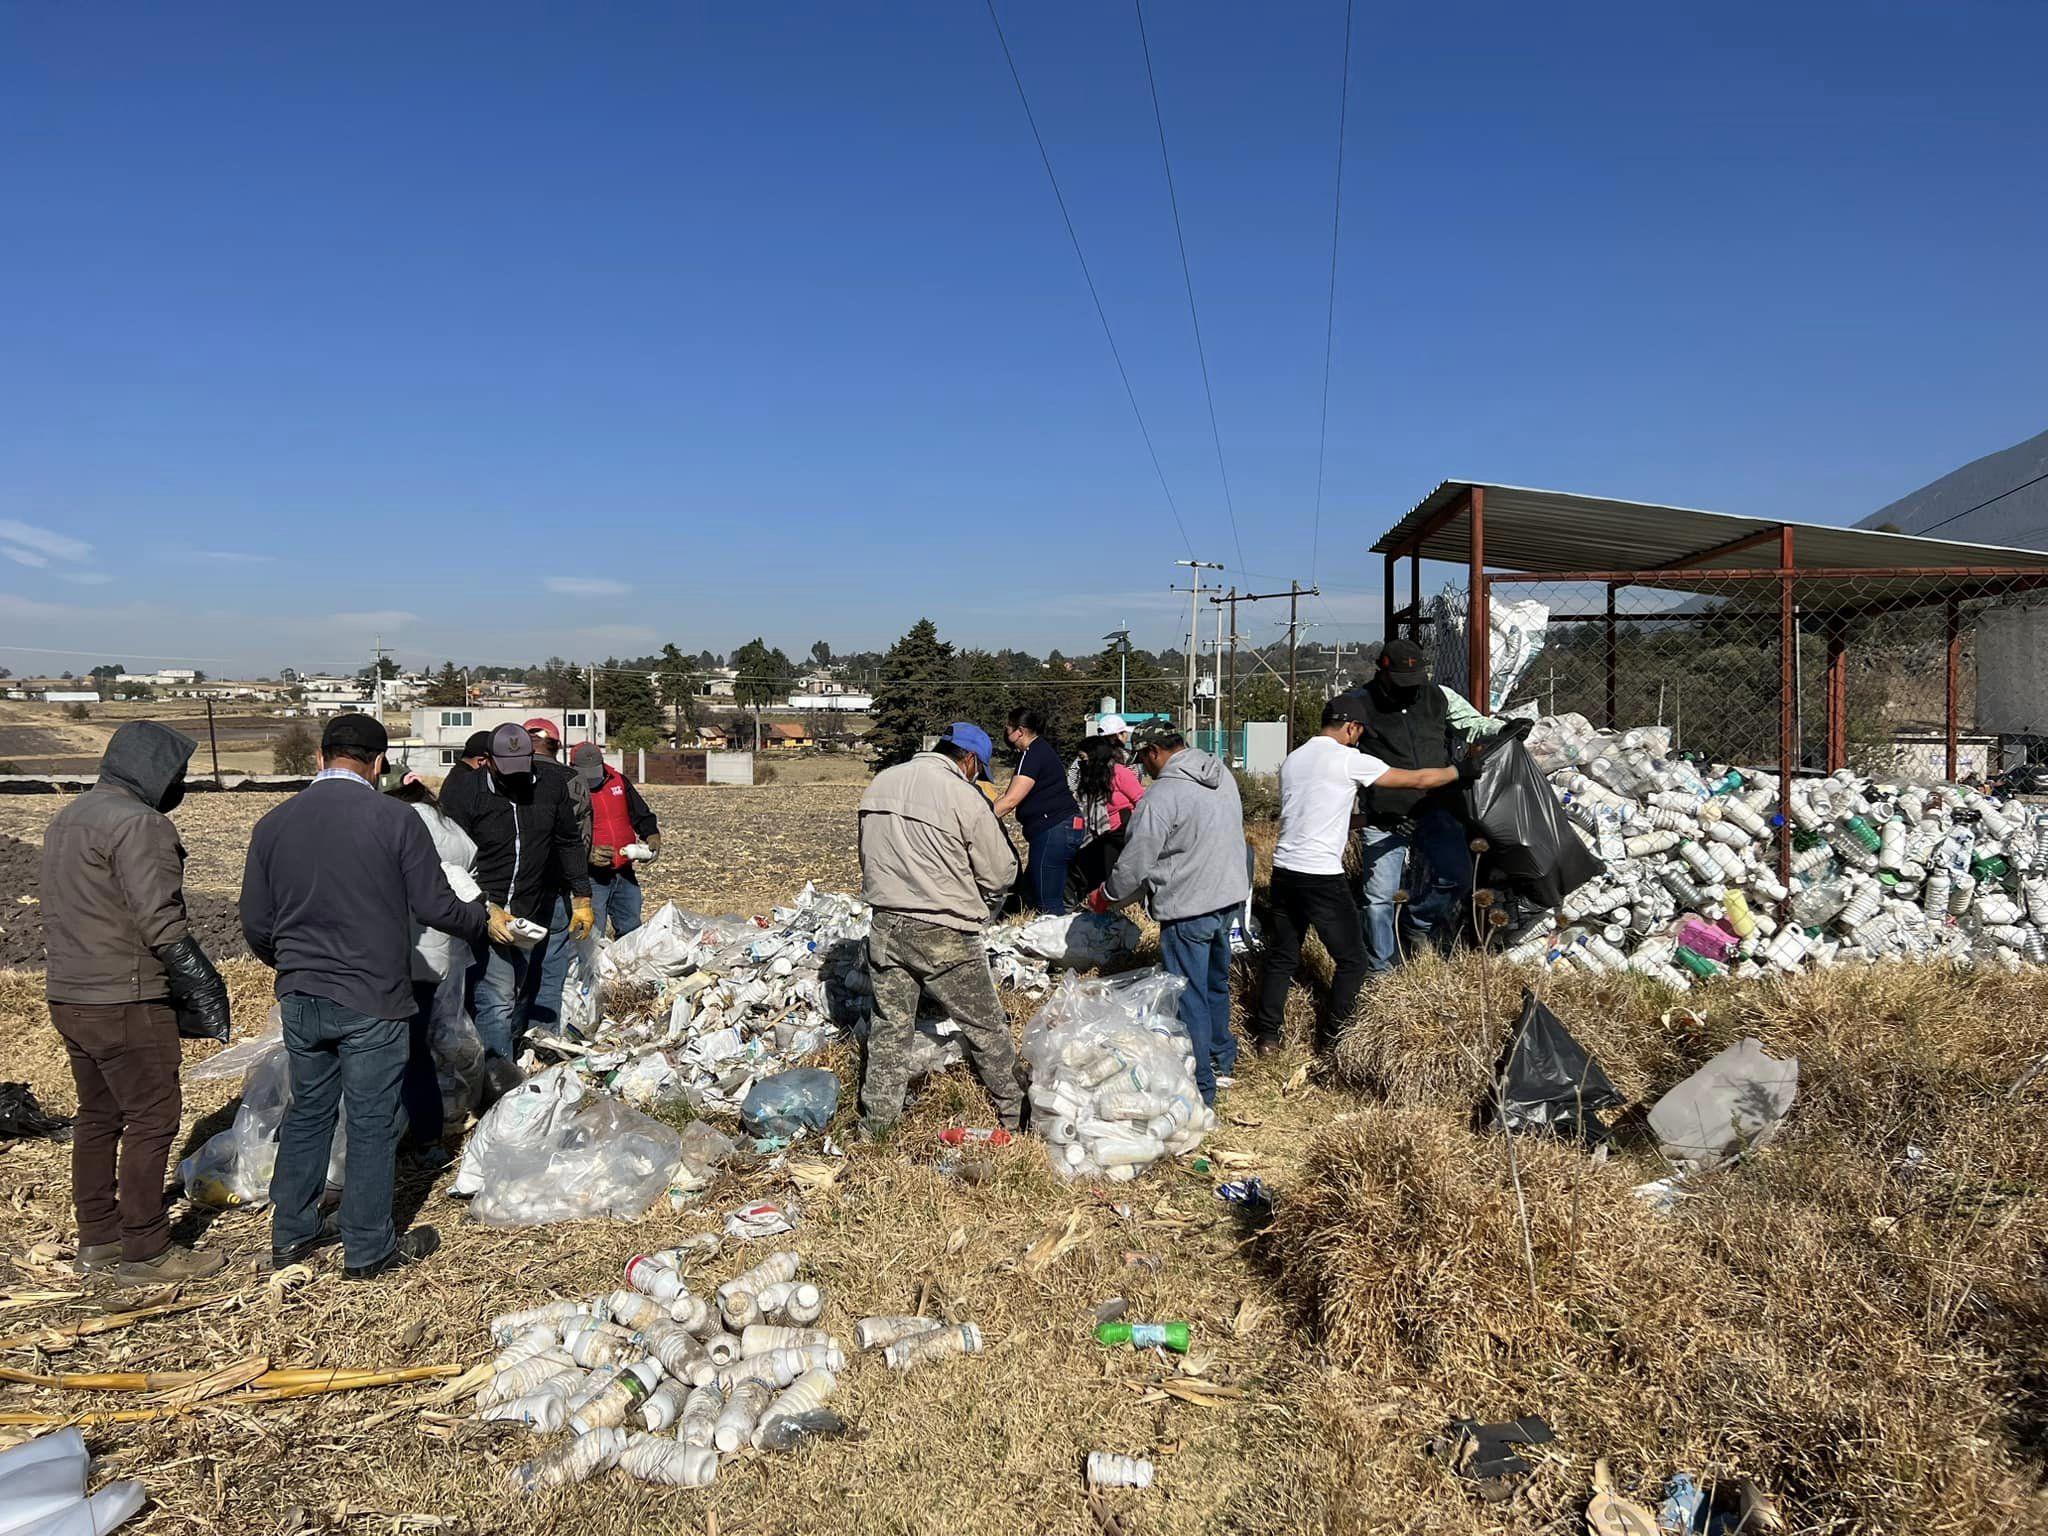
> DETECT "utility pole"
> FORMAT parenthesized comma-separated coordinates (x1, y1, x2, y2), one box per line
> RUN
(587, 663, 598, 745)
(1173, 560, 1224, 733)
(370, 635, 390, 723)
(1212, 590, 1225, 752)
(1284, 580, 1319, 751)
(1222, 586, 1238, 755)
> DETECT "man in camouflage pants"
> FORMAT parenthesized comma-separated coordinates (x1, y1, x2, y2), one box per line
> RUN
(857, 723, 1024, 1137)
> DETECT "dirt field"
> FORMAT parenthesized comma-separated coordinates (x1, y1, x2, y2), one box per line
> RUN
(0, 785, 2041, 1533)
(0, 700, 290, 776)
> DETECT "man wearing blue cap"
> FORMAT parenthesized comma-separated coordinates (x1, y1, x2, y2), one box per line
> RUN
(855, 722, 1023, 1136)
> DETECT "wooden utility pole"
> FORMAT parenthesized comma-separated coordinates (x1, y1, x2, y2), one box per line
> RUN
(204, 698, 222, 786)
(1286, 581, 1304, 751)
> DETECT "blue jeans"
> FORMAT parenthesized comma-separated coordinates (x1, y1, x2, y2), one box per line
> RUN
(1026, 822, 1085, 915)
(271, 994, 408, 1270)
(467, 941, 532, 1062)
(1159, 905, 1238, 1104)
(1358, 807, 1472, 972)
(592, 870, 644, 938)
(528, 891, 573, 1033)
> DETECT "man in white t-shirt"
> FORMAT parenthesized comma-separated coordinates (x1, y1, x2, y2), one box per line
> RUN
(1250, 694, 1471, 1054)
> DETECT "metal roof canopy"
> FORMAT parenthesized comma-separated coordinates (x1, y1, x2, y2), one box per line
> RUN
(1375, 480, 2048, 608)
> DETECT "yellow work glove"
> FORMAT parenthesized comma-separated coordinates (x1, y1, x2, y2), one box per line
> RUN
(568, 897, 596, 941)
(486, 904, 516, 946)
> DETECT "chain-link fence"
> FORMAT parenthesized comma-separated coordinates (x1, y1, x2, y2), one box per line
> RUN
(1405, 570, 2048, 784)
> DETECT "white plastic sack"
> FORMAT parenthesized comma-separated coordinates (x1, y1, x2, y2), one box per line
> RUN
(1648, 1037, 1800, 1174)
(455, 1065, 684, 1226)
(1008, 912, 1141, 969)
(0, 1429, 144, 1536)
(1022, 968, 1214, 1181)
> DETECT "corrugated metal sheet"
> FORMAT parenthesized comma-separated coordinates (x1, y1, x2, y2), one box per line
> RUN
(1375, 481, 2048, 581)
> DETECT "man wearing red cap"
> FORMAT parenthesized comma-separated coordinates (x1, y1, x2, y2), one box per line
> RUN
(520, 718, 593, 1032)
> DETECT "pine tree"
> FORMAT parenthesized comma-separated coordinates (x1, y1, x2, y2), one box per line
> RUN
(954, 650, 1014, 736)
(867, 619, 954, 768)
(423, 661, 466, 707)
(655, 643, 699, 739)
(595, 658, 662, 736)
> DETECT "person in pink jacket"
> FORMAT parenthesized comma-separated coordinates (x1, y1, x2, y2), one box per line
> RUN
(1065, 728, 1146, 905)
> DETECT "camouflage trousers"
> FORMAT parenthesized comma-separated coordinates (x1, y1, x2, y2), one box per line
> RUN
(860, 910, 1023, 1133)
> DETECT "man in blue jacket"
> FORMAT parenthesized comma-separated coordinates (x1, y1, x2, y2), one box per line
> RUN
(240, 713, 495, 1280)
(1085, 722, 1250, 1105)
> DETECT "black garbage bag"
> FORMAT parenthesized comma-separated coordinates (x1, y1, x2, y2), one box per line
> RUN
(1489, 990, 1623, 1138)
(1464, 737, 1603, 907)
(0, 1082, 71, 1141)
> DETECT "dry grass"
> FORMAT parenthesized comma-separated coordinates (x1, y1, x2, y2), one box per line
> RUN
(0, 791, 2044, 1532)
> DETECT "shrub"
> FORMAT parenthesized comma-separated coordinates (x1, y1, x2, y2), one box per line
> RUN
(272, 723, 316, 774)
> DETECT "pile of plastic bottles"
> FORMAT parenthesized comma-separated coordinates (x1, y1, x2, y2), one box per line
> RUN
(1503, 713, 2048, 986)
(464, 1245, 982, 1493)
(561, 886, 1138, 1119)
(1021, 969, 1215, 1180)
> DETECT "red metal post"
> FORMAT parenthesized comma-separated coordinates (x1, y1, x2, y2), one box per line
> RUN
(1603, 583, 1619, 728)
(1466, 487, 1489, 706)
(1824, 622, 1848, 773)
(1778, 526, 1796, 899)
(1945, 599, 1961, 781)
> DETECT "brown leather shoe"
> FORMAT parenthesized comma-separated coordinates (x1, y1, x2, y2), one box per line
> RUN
(114, 1245, 228, 1287)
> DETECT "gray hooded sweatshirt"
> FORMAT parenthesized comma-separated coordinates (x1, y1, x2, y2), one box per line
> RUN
(41, 721, 199, 1004)
(1102, 747, 1250, 922)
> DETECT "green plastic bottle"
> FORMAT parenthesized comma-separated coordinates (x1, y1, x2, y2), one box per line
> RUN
(1094, 1321, 1190, 1353)
(1672, 945, 1722, 979)
(1842, 814, 1883, 853)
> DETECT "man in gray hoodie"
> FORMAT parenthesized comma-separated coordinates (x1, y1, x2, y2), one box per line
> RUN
(1086, 722, 1250, 1105)
(41, 721, 233, 1285)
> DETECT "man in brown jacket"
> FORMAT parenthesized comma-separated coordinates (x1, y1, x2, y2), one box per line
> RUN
(856, 722, 1022, 1136)
(42, 721, 233, 1284)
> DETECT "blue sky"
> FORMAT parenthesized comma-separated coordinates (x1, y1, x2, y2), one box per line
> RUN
(3, 2, 2044, 676)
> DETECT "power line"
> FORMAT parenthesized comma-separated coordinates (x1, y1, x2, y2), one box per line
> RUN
(1132, 0, 1244, 573)
(1911, 467, 2048, 537)
(982, 0, 1195, 559)
(1309, 0, 1356, 587)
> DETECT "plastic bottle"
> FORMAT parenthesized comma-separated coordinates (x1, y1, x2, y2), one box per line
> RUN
(618, 1434, 719, 1489)
(513, 1426, 628, 1493)
(634, 1323, 708, 1379)
(563, 1327, 632, 1369)
(1094, 1321, 1190, 1353)
(1788, 876, 1850, 928)
(476, 1352, 579, 1408)
(1721, 890, 1756, 939)
(717, 1252, 801, 1310)
(492, 1299, 592, 1341)
(1624, 829, 1680, 858)
(713, 1379, 773, 1453)
(641, 1377, 689, 1432)
(740, 1324, 836, 1356)
(751, 1369, 836, 1446)
(668, 1293, 716, 1335)
(570, 1359, 662, 1433)
(625, 1256, 691, 1303)
(700, 1331, 743, 1366)
(938, 1128, 1014, 1146)
(885, 1321, 985, 1371)
(756, 1281, 824, 1326)
(605, 1290, 670, 1333)
(1672, 946, 1722, 980)
(680, 1382, 724, 1448)
(1087, 1453, 1156, 1490)
(492, 1323, 567, 1372)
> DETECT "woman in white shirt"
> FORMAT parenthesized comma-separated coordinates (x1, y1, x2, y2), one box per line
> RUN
(1250, 696, 1468, 1054)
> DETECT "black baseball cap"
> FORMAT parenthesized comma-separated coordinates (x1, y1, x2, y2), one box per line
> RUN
(1323, 694, 1372, 728)
(321, 712, 389, 761)
(490, 722, 535, 776)
(1375, 639, 1427, 683)
(461, 729, 493, 760)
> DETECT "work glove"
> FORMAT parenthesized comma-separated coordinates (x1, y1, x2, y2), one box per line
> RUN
(1456, 754, 1484, 786)
(590, 844, 616, 869)
(486, 904, 517, 947)
(642, 832, 661, 864)
(1501, 717, 1533, 742)
(1083, 886, 1113, 915)
(154, 935, 231, 1043)
(568, 897, 597, 942)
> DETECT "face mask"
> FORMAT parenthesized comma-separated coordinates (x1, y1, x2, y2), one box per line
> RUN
(157, 776, 186, 815)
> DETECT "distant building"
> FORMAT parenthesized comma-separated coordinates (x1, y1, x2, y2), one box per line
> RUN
(401, 706, 607, 769)
(784, 691, 874, 712)
(762, 721, 812, 750)
(699, 672, 737, 700)
(41, 690, 101, 704)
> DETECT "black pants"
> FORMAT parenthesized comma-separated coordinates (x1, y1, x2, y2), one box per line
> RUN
(402, 979, 445, 1146)
(1253, 866, 1370, 1049)
(1065, 829, 1127, 907)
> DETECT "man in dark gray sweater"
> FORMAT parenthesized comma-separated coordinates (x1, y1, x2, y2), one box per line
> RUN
(241, 713, 495, 1279)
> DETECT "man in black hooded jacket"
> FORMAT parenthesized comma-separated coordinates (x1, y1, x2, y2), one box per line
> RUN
(41, 721, 232, 1286)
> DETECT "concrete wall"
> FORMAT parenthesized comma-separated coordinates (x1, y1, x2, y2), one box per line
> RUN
(707, 751, 754, 786)
(1975, 606, 2048, 737)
